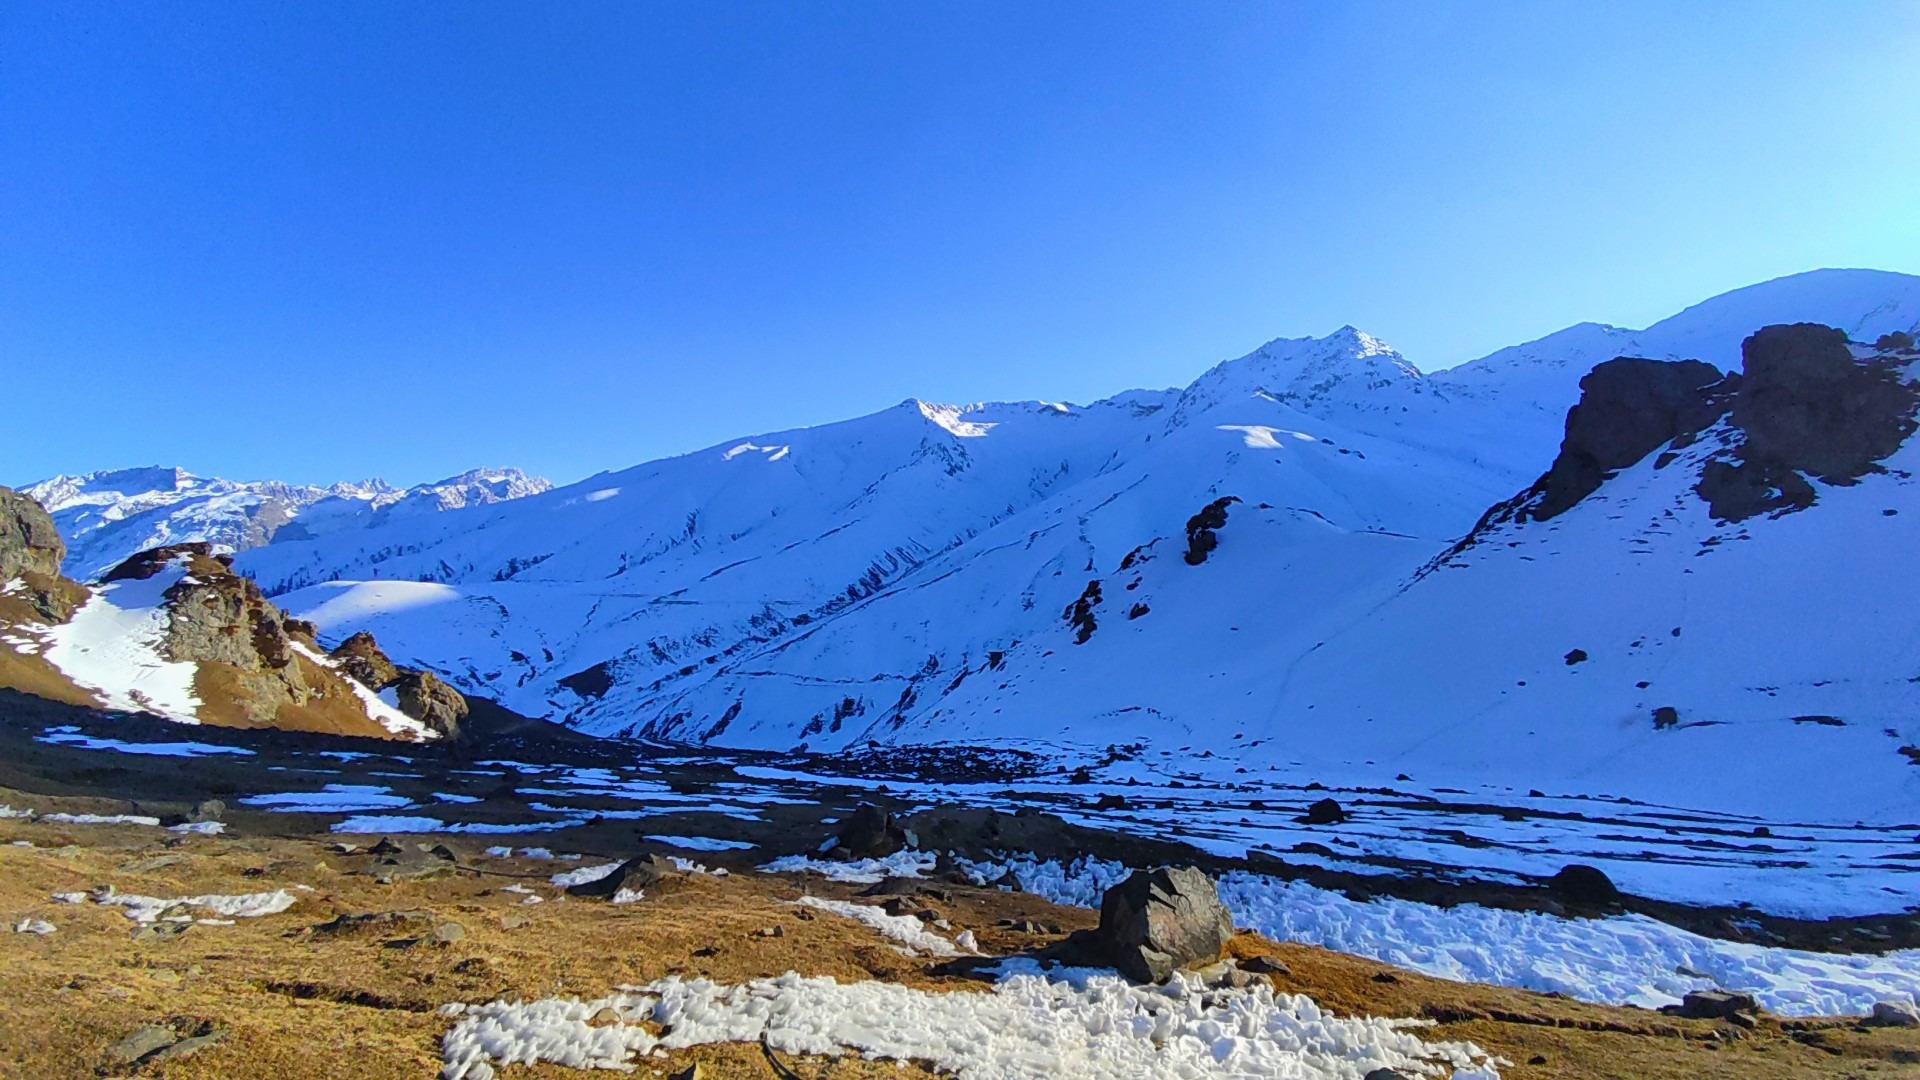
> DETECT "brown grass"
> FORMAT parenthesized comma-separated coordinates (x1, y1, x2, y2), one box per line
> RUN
(0, 815, 1914, 1080)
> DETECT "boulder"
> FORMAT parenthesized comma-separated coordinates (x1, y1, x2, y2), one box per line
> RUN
(565, 854, 679, 898)
(832, 803, 909, 860)
(1095, 866, 1235, 983)
(394, 670, 468, 739)
(1546, 864, 1621, 906)
(1663, 989, 1759, 1020)
(1300, 798, 1347, 825)
(1865, 1000, 1920, 1028)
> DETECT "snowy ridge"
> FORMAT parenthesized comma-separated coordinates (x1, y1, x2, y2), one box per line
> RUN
(24, 466, 549, 582)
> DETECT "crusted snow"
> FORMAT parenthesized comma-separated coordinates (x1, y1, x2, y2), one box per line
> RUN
(34, 726, 253, 757)
(549, 862, 624, 888)
(437, 968, 1502, 1080)
(242, 784, 417, 813)
(37, 564, 202, 721)
(59, 884, 298, 924)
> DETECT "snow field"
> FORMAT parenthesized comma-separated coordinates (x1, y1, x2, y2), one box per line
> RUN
(793, 896, 971, 957)
(438, 967, 1502, 1080)
(36, 564, 202, 721)
(974, 855, 1920, 1017)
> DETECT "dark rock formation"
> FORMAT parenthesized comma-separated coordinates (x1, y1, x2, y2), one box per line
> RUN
(393, 670, 468, 740)
(1546, 863, 1621, 907)
(1524, 358, 1731, 521)
(564, 854, 680, 898)
(1696, 323, 1920, 521)
(830, 803, 910, 859)
(1300, 798, 1347, 825)
(330, 631, 401, 691)
(1653, 705, 1680, 730)
(1093, 866, 1235, 983)
(1063, 579, 1101, 644)
(1662, 989, 1759, 1020)
(558, 660, 614, 700)
(1183, 496, 1239, 565)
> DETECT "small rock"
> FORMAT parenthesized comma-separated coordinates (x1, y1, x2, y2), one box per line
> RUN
(754, 925, 784, 938)
(12, 917, 54, 935)
(588, 1006, 623, 1027)
(191, 799, 226, 822)
(146, 1030, 221, 1065)
(1240, 955, 1289, 975)
(833, 804, 909, 859)
(501, 914, 530, 930)
(670, 1065, 705, 1080)
(431, 921, 466, 944)
(1371, 972, 1399, 984)
(1866, 1000, 1920, 1028)
(1093, 793, 1130, 811)
(1363, 1070, 1413, 1080)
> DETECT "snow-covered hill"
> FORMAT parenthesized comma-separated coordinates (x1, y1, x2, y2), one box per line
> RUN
(24, 467, 550, 582)
(201, 269, 1920, 823)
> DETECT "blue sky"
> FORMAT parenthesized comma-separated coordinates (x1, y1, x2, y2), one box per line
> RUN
(4, 2, 1917, 488)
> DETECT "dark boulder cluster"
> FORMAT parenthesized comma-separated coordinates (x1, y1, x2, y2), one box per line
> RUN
(1062, 579, 1102, 644)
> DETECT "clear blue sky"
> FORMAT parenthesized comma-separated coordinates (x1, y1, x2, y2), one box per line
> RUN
(4, 2, 1917, 488)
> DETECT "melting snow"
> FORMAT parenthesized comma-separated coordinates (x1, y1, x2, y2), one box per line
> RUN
(793, 896, 968, 957)
(437, 968, 1502, 1080)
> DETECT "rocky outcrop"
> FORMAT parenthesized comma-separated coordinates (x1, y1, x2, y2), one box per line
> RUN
(394, 670, 467, 740)
(326, 631, 467, 740)
(825, 803, 911, 860)
(1696, 323, 1920, 521)
(1092, 866, 1235, 983)
(330, 631, 401, 692)
(1182, 496, 1239, 564)
(0, 486, 86, 622)
(1523, 358, 1731, 522)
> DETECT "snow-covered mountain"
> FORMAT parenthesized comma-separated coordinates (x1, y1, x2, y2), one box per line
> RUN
(24, 466, 551, 582)
(189, 268, 1920, 821)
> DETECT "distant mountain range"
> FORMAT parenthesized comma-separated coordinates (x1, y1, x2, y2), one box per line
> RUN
(22, 467, 551, 582)
(13, 268, 1920, 826)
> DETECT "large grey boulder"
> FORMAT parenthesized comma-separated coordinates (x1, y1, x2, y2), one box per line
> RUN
(394, 670, 468, 740)
(0, 486, 65, 582)
(1096, 866, 1235, 983)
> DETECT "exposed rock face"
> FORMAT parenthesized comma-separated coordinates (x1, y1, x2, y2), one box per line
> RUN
(1697, 323, 1920, 521)
(1546, 864, 1621, 907)
(1094, 866, 1235, 983)
(330, 631, 401, 691)
(1523, 358, 1730, 522)
(1182, 496, 1239, 565)
(394, 670, 468, 740)
(0, 486, 85, 622)
(0, 486, 66, 582)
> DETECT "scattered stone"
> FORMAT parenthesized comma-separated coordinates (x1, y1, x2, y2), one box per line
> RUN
(191, 799, 226, 822)
(501, 914, 531, 930)
(1093, 866, 1235, 983)
(132, 921, 191, 943)
(1240, 955, 1289, 975)
(1866, 1000, 1920, 1028)
(754, 925, 784, 938)
(670, 1065, 705, 1080)
(1363, 1070, 1414, 1080)
(1372, 972, 1399, 984)
(1564, 648, 1589, 665)
(1093, 793, 1131, 811)
(588, 1007, 623, 1027)
(1663, 989, 1760, 1020)
(431, 921, 466, 944)
(990, 870, 1023, 892)
(1299, 798, 1347, 825)
(1653, 705, 1680, 730)
(12, 917, 54, 935)
(120, 854, 188, 873)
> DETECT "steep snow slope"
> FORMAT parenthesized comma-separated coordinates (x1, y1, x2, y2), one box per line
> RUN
(25, 467, 549, 581)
